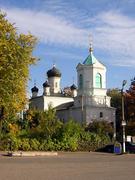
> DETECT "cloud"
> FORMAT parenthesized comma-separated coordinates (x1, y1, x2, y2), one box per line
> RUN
(1, 7, 135, 67)
(2, 7, 89, 47)
(88, 11, 135, 66)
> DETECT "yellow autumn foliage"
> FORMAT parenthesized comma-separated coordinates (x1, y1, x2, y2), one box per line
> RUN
(8, 123, 19, 134)
(0, 12, 38, 119)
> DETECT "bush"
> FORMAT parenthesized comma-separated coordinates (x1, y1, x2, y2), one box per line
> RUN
(55, 119, 83, 151)
(20, 138, 31, 151)
(78, 131, 111, 151)
(29, 138, 40, 151)
(0, 115, 112, 152)
(86, 120, 113, 138)
(0, 134, 21, 151)
(38, 139, 57, 151)
(46, 138, 55, 150)
(39, 140, 48, 151)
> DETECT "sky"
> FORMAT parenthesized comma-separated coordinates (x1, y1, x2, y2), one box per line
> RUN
(1, 0, 135, 96)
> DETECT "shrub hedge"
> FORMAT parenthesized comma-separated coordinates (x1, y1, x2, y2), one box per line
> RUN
(0, 133, 111, 151)
(0, 110, 113, 151)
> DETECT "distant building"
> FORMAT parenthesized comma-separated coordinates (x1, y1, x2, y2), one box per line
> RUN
(30, 45, 115, 124)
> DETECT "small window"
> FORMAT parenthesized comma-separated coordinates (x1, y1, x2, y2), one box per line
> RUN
(55, 82, 58, 88)
(100, 112, 103, 118)
(79, 74, 83, 89)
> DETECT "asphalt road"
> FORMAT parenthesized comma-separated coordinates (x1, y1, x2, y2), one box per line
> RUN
(0, 152, 135, 180)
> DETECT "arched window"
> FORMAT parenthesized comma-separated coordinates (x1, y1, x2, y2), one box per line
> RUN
(79, 74, 83, 89)
(95, 73, 102, 88)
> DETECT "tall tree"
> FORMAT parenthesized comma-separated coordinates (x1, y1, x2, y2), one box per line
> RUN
(0, 12, 37, 123)
(125, 78, 135, 135)
(107, 88, 122, 138)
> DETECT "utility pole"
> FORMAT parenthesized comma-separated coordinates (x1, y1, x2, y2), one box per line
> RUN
(121, 80, 127, 153)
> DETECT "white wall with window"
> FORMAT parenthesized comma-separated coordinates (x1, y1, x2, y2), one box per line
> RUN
(48, 77, 61, 94)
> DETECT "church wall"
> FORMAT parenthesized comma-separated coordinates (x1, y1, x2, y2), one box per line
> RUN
(56, 109, 71, 122)
(69, 107, 83, 123)
(92, 88, 107, 96)
(32, 91, 38, 98)
(85, 106, 115, 124)
(48, 77, 61, 94)
(90, 95, 111, 107)
(56, 107, 83, 123)
(77, 65, 93, 96)
(83, 66, 93, 89)
(74, 94, 111, 109)
(29, 96, 44, 110)
(43, 87, 50, 96)
(57, 105, 115, 125)
(77, 63, 107, 97)
(30, 96, 73, 111)
(43, 96, 73, 110)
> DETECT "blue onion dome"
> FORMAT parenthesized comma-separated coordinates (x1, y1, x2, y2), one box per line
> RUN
(43, 81, 50, 87)
(31, 86, 39, 93)
(70, 84, 77, 90)
(47, 65, 61, 78)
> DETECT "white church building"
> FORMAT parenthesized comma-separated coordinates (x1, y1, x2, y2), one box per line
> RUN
(30, 45, 115, 124)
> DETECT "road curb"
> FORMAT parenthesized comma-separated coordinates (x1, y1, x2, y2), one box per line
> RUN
(6, 151, 58, 157)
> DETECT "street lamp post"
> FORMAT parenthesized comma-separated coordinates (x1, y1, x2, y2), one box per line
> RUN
(121, 80, 127, 153)
(81, 94, 84, 124)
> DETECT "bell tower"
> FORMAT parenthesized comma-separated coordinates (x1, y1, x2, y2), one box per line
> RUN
(77, 44, 107, 97)
(75, 44, 111, 108)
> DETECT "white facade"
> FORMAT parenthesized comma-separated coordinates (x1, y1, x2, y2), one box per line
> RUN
(77, 61, 106, 96)
(30, 95, 73, 110)
(43, 96, 73, 110)
(48, 76, 61, 94)
(43, 86, 50, 96)
(32, 91, 38, 98)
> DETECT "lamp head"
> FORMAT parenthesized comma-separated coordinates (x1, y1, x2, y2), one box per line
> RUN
(122, 80, 127, 87)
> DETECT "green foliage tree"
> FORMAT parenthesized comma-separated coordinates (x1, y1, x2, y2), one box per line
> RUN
(86, 120, 113, 137)
(24, 109, 41, 129)
(107, 89, 122, 135)
(40, 107, 63, 139)
(107, 88, 121, 111)
(28, 106, 63, 139)
(0, 12, 37, 124)
(125, 78, 135, 136)
(59, 119, 83, 151)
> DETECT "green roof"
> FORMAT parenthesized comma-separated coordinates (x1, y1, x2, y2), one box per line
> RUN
(83, 52, 97, 65)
